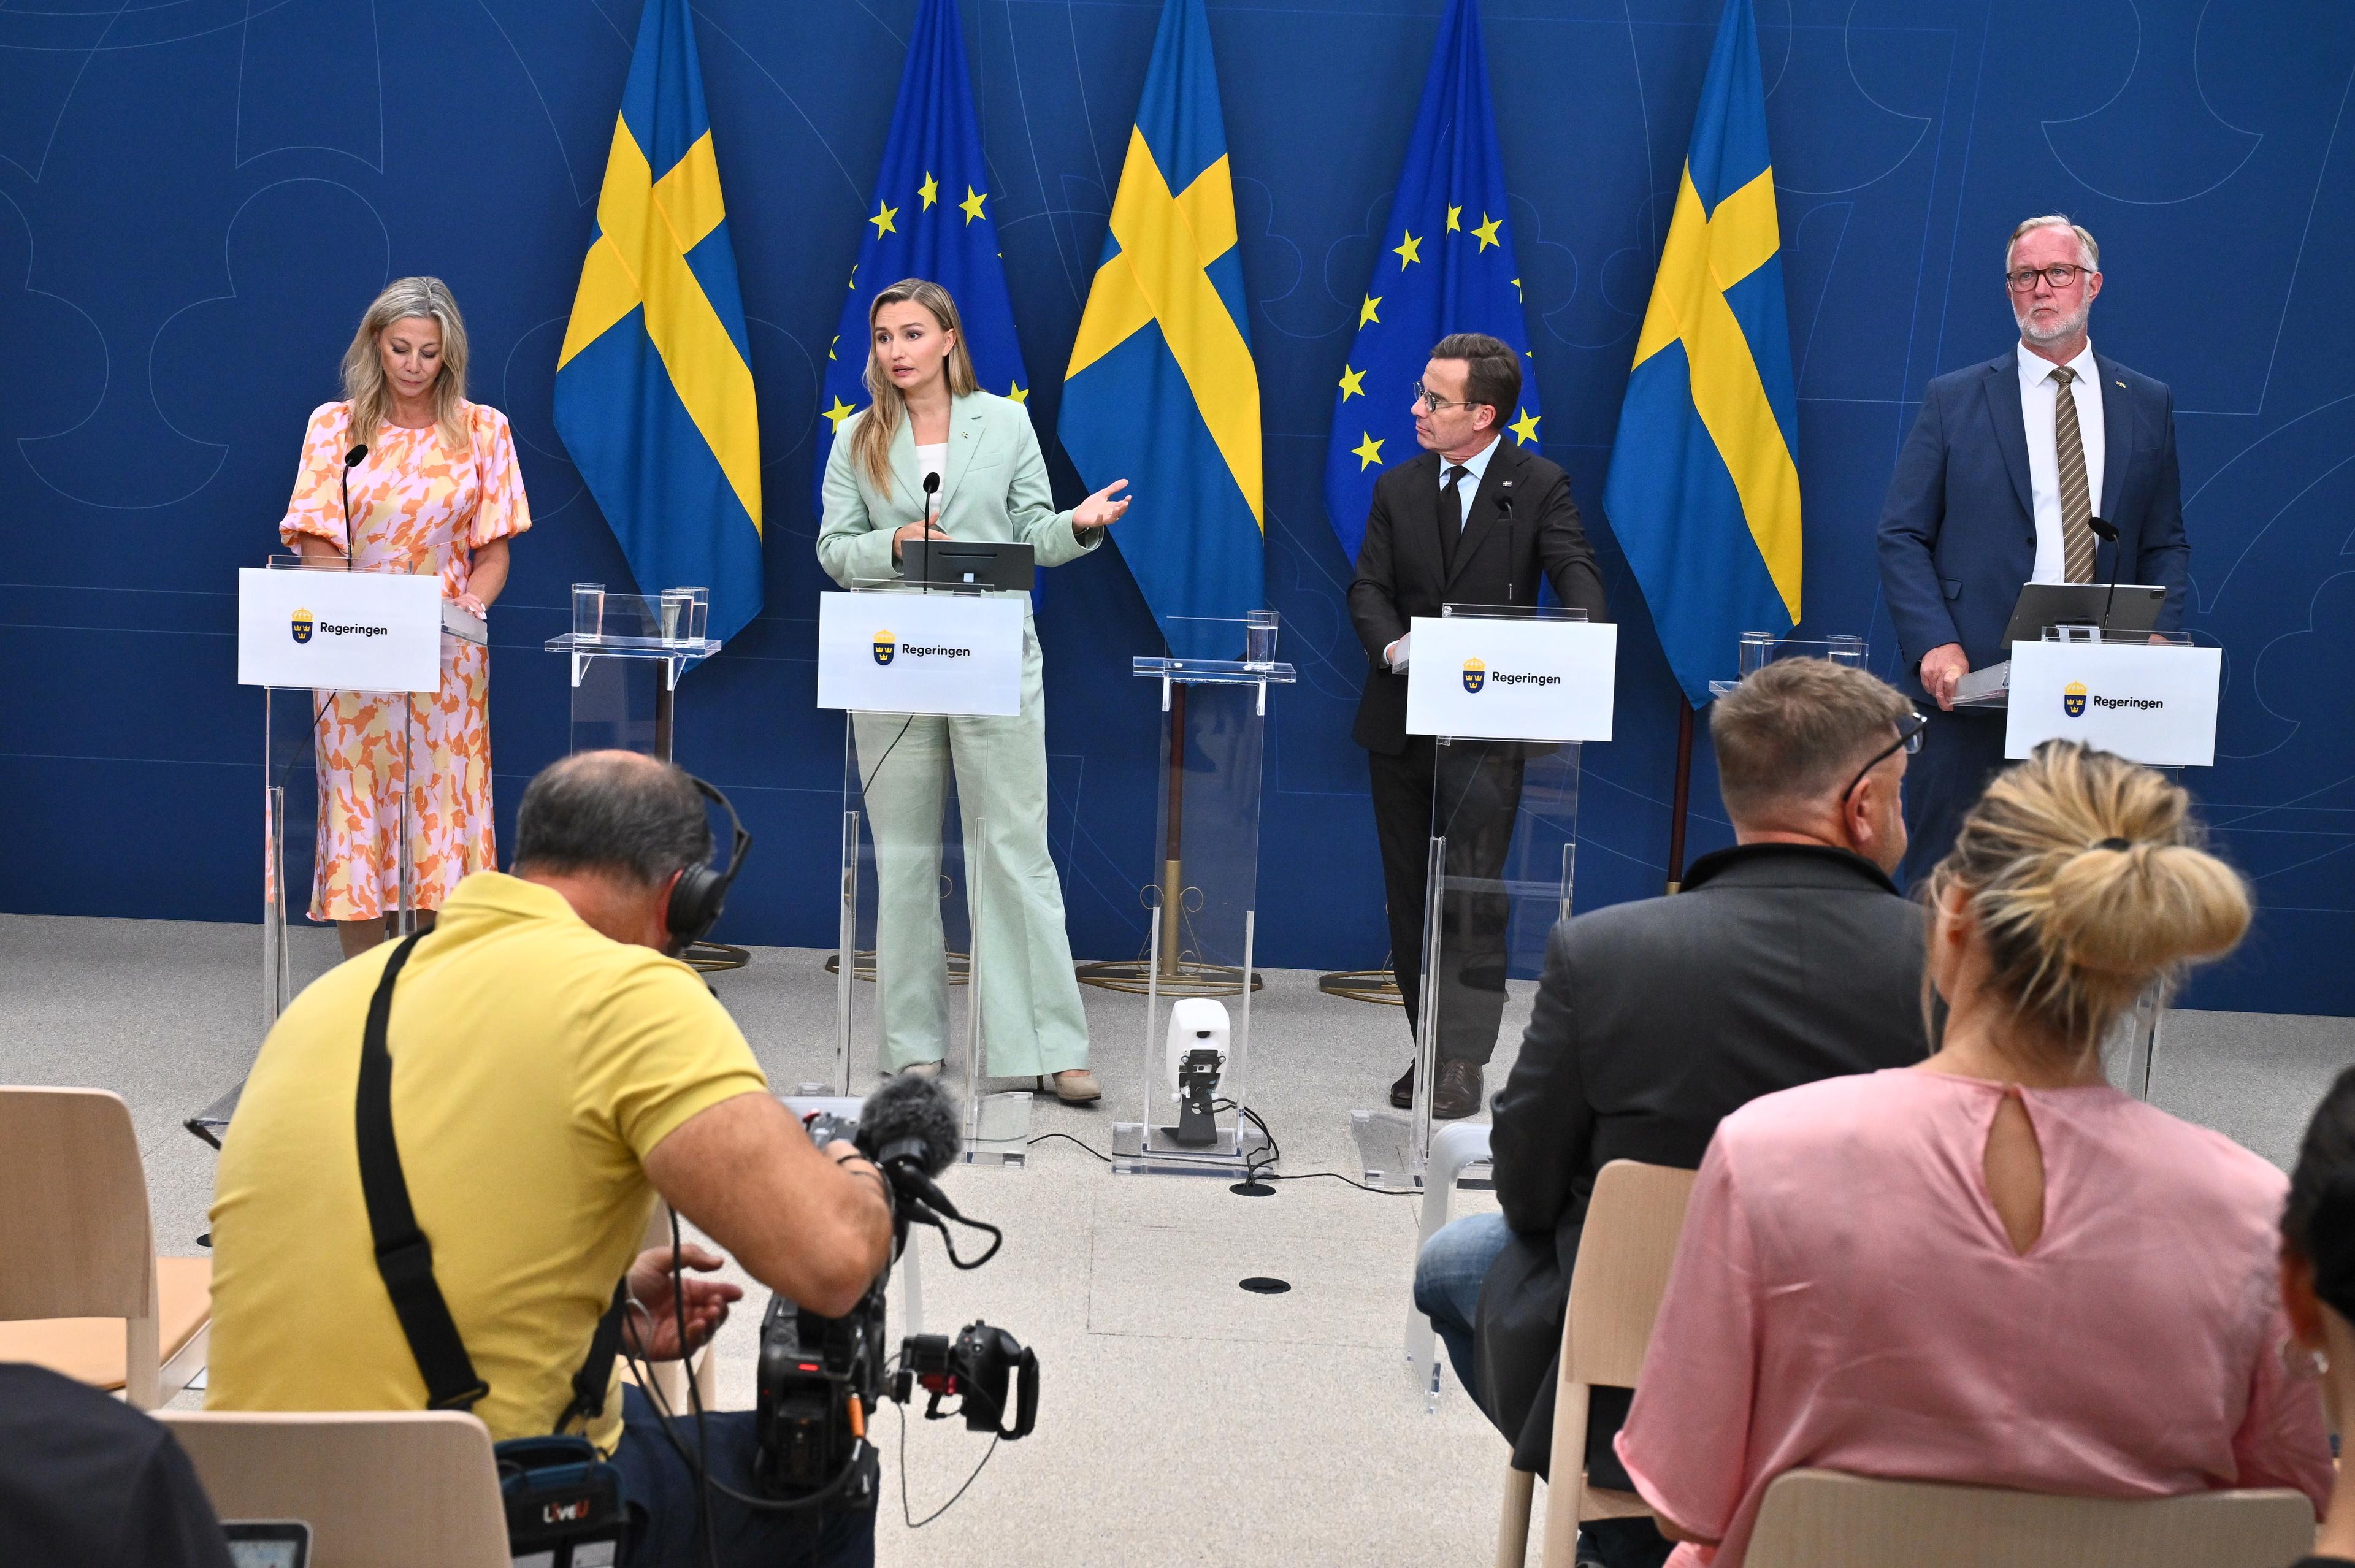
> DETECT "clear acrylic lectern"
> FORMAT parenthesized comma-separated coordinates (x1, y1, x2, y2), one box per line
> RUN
(1350, 605, 1587, 1190)
(544, 583, 738, 969)
(1706, 630, 1869, 698)
(830, 579, 1032, 1166)
(543, 583, 721, 754)
(261, 556, 424, 1030)
(1101, 613, 1295, 1179)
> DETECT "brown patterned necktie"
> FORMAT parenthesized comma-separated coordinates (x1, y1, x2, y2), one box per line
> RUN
(2051, 365, 2096, 583)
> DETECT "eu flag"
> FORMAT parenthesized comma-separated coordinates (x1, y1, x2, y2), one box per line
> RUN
(1603, 0, 1802, 707)
(554, 0, 762, 646)
(816, 0, 1027, 498)
(1324, 0, 1539, 564)
(1059, 0, 1262, 662)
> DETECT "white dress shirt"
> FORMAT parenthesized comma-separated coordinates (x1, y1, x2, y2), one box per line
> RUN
(2016, 340, 2105, 583)
(1388, 433, 1505, 669)
(1438, 430, 1501, 527)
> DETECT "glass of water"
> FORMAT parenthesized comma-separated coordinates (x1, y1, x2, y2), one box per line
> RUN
(573, 583, 605, 640)
(1244, 609, 1279, 667)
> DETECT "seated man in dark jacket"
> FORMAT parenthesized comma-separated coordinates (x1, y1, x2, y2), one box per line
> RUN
(1412, 656, 1934, 1568)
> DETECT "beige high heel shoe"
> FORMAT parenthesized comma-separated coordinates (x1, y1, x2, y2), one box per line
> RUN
(1040, 1069, 1100, 1104)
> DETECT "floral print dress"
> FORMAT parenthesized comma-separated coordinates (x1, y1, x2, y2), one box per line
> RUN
(277, 400, 530, 920)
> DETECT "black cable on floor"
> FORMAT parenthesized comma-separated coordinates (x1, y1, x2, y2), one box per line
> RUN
(1025, 1107, 1419, 1195)
(1025, 1130, 1112, 1163)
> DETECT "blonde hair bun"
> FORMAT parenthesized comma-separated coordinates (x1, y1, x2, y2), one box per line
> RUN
(1931, 741, 2250, 1055)
(2045, 839, 2251, 977)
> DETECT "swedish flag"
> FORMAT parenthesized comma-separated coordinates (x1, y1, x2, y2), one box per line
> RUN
(554, 0, 762, 646)
(1324, 0, 1537, 564)
(1058, 0, 1262, 662)
(1602, 0, 1802, 707)
(816, 0, 1027, 497)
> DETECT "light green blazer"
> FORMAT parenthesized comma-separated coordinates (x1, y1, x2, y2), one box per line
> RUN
(816, 389, 1102, 591)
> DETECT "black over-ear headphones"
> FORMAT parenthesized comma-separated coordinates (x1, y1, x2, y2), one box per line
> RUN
(667, 775, 751, 948)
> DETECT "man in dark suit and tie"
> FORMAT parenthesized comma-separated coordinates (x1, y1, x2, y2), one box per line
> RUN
(1878, 216, 2191, 884)
(1347, 332, 1608, 1119)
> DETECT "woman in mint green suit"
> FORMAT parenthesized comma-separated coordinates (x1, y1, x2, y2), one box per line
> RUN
(817, 278, 1130, 1103)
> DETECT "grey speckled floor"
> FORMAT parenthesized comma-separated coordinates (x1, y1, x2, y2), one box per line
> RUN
(2, 911, 2349, 1566)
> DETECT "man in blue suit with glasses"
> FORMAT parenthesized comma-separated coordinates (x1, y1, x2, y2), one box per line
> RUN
(1878, 216, 2191, 884)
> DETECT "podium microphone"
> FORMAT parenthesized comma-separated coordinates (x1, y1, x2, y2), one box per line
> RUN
(919, 471, 940, 591)
(340, 444, 369, 571)
(1498, 486, 1517, 603)
(2087, 516, 2121, 632)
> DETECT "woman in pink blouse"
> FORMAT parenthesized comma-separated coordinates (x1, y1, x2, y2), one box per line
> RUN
(280, 277, 529, 957)
(1616, 741, 2332, 1567)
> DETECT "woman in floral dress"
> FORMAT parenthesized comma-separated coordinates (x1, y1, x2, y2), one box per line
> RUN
(279, 276, 530, 957)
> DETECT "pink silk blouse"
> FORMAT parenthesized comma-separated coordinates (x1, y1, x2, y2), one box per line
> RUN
(1615, 1068, 2332, 1568)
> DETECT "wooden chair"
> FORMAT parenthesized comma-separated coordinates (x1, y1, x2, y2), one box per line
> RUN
(1743, 1468, 2317, 1568)
(0, 1085, 209, 1407)
(161, 1410, 509, 1568)
(1496, 1160, 1696, 1568)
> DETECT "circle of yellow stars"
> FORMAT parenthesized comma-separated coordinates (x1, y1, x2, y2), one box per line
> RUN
(829, 171, 1008, 429)
(870, 170, 990, 240)
(1338, 202, 1539, 465)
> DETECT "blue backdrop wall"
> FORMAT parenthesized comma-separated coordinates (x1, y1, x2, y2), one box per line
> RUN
(3, 0, 2350, 1015)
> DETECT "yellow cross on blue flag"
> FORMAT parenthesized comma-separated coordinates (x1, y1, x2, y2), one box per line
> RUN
(1603, 0, 1802, 707)
(1057, 0, 1262, 661)
(554, 0, 762, 646)
(1324, 0, 1537, 563)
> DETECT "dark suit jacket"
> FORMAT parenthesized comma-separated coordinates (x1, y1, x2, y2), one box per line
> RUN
(1347, 440, 1609, 755)
(1476, 843, 1931, 1478)
(1877, 347, 2189, 697)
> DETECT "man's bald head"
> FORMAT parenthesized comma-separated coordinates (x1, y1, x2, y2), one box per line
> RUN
(511, 750, 713, 889)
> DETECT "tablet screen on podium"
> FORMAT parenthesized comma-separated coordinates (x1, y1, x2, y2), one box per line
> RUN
(907, 538, 1034, 592)
(1999, 583, 2165, 646)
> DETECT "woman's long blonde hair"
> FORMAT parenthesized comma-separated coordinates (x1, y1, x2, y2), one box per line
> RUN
(1926, 740, 2251, 1065)
(851, 278, 977, 497)
(340, 277, 471, 453)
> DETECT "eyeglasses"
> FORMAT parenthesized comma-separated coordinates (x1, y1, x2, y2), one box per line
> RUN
(1410, 381, 1478, 414)
(2005, 264, 2091, 293)
(1842, 710, 1927, 808)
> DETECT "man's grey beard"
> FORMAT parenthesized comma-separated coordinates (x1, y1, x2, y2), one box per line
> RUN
(2016, 297, 2092, 347)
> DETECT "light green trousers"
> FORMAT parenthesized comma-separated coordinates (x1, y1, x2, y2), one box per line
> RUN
(852, 622, 1090, 1076)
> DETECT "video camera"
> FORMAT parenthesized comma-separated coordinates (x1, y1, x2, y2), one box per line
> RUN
(752, 1074, 1038, 1506)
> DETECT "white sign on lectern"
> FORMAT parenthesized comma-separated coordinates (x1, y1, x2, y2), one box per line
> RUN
(1406, 616, 1618, 742)
(2005, 640, 2223, 767)
(237, 567, 442, 692)
(816, 591, 1024, 717)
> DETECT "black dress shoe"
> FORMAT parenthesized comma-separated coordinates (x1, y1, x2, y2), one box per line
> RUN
(1389, 1061, 1415, 1109)
(1433, 1060, 1484, 1120)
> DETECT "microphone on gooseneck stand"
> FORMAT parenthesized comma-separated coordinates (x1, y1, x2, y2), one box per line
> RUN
(340, 444, 369, 571)
(919, 470, 941, 592)
(1498, 484, 1517, 603)
(2087, 516, 2122, 633)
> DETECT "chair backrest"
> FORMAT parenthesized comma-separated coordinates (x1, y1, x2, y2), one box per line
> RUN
(160, 1410, 511, 1568)
(1561, 1160, 1697, 1390)
(0, 1086, 155, 1321)
(1744, 1469, 2318, 1568)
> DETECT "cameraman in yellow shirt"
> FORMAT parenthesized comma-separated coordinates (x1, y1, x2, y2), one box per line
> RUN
(208, 751, 894, 1566)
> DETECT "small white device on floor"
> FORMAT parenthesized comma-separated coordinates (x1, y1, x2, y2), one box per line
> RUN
(1165, 998, 1230, 1147)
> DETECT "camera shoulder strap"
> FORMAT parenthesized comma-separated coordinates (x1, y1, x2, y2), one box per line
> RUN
(358, 931, 634, 1428)
(358, 932, 491, 1412)
(556, 1278, 632, 1435)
